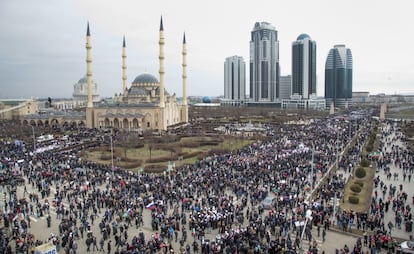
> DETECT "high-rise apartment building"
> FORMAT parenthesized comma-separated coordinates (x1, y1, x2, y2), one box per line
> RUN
(279, 75, 292, 99)
(223, 56, 246, 106)
(325, 44, 353, 108)
(292, 34, 316, 99)
(249, 22, 280, 103)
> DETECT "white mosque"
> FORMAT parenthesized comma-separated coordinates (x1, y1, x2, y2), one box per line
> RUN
(23, 17, 188, 130)
(85, 17, 188, 130)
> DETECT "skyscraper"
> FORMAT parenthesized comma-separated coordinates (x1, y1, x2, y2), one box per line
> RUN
(325, 44, 353, 108)
(249, 22, 280, 103)
(292, 34, 316, 99)
(224, 56, 246, 106)
(279, 75, 292, 99)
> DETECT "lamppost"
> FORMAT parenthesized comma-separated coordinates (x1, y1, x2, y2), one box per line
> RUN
(110, 135, 114, 175)
(31, 125, 36, 153)
(300, 209, 313, 253)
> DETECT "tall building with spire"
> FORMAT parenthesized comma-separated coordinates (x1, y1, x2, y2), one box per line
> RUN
(325, 44, 353, 108)
(292, 34, 316, 99)
(223, 55, 246, 106)
(249, 22, 280, 104)
(122, 36, 127, 93)
(181, 32, 188, 122)
(85, 22, 94, 128)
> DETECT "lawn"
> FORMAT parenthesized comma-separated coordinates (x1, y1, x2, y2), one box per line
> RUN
(340, 166, 375, 212)
(83, 135, 255, 173)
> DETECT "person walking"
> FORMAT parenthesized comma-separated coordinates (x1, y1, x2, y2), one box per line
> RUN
(107, 240, 111, 254)
(99, 238, 105, 252)
(322, 229, 326, 242)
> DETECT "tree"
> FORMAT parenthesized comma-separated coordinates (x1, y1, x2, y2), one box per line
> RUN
(47, 97, 52, 108)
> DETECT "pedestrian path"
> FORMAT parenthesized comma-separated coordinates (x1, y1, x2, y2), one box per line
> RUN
(288, 228, 324, 253)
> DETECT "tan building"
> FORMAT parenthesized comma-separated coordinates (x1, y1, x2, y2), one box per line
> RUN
(86, 17, 188, 130)
(0, 99, 38, 120)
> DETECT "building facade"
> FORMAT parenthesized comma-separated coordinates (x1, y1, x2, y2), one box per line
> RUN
(0, 99, 38, 120)
(223, 56, 246, 106)
(249, 22, 280, 104)
(292, 34, 316, 99)
(279, 75, 292, 99)
(325, 44, 353, 108)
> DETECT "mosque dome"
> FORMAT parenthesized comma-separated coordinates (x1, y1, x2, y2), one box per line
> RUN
(78, 76, 88, 83)
(202, 96, 211, 103)
(132, 73, 159, 84)
(297, 33, 311, 40)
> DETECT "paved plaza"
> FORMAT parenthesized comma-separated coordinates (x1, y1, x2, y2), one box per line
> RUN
(0, 118, 413, 254)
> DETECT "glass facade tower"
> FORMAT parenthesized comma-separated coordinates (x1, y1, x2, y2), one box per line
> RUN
(325, 44, 353, 108)
(292, 34, 316, 99)
(224, 56, 246, 105)
(249, 22, 280, 102)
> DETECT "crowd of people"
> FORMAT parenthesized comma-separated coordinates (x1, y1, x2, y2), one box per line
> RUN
(0, 114, 411, 254)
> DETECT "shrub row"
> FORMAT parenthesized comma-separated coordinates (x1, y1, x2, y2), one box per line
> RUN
(146, 156, 175, 164)
(121, 161, 143, 169)
(350, 184, 362, 193)
(144, 164, 166, 173)
(355, 167, 366, 178)
(360, 159, 370, 167)
(349, 196, 359, 204)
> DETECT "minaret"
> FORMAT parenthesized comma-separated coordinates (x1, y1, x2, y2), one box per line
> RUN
(86, 22, 93, 108)
(181, 32, 188, 123)
(158, 16, 165, 108)
(122, 36, 127, 93)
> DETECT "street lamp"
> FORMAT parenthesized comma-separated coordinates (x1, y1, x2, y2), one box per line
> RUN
(31, 125, 36, 153)
(300, 209, 313, 253)
(110, 135, 114, 175)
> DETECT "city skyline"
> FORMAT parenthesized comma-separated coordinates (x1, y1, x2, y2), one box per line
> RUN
(0, 0, 413, 99)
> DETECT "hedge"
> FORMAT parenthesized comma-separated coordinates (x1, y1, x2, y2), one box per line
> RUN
(355, 167, 366, 178)
(349, 196, 359, 204)
(361, 159, 370, 167)
(350, 184, 362, 193)
(354, 180, 364, 187)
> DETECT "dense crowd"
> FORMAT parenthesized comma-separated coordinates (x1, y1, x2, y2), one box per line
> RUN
(0, 115, 411, 254)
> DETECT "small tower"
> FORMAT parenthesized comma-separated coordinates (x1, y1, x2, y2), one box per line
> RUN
(86, 22, 93, 108)
(122, 36, 127, 93)
(158, 16, 165, 108)
(181, 32, 188, 123)
(85, 22, 95, 128)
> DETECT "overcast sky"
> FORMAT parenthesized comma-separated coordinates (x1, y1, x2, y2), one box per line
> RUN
(1, 0, 413, 99)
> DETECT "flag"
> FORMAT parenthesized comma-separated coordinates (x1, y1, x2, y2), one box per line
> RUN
(146, 202, 156, 210)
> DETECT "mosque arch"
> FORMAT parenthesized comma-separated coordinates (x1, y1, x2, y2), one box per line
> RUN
(132, 118, 139, 128)
(44, 120, 49, 126)
(114, 118, 120, 128)
(22, 120, 29, 125)
(30, 120, 36, 126)
(70, 121, 77, 127)
(104, 118, 110, 128)
(123, 118, 129, 129)
(78, 121, 85, 127)
(37, 120, 43, 126)
(51, 119, 59, 126)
